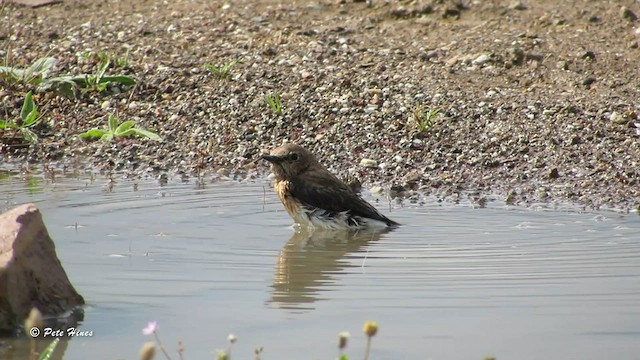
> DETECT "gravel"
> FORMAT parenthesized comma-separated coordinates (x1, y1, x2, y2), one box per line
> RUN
(1, 0, 639, 212)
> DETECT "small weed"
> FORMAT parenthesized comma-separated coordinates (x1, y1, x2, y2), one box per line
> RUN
(203, 61, 239, 80)
(1, 55, 134, 98)
(39, 56, 135, 98)
(413, 105, 440, 133)
(0, 91, 41, 144)
(265, 93, 283, 115)
(79, 114, 162, 142)
(97, 50, 130, 69)
(0, 57, 56, 86)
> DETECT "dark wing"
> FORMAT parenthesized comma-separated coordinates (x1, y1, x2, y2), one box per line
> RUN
(289, 174, 398, 226)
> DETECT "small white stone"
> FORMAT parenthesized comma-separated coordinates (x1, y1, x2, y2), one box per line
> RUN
(360, 159, 378, 168)
(609, 111, 626, 124)
(472, 54, 491, 65)
(364, 105, 378, 114)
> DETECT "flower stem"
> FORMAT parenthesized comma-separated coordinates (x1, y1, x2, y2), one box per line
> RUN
(154, 332, 173, 360)
(363, 336, 372, 360)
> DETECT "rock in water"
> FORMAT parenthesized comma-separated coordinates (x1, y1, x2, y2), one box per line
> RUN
(0, 204, 85, 333)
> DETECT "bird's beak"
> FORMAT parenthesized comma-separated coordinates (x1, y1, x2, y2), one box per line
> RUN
(261, 153, 284, 163)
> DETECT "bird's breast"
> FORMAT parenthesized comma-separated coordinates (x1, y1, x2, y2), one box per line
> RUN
(274, 180, 305, 224)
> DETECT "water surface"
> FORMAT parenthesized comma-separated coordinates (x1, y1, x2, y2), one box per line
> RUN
(1, 169, 639, 360)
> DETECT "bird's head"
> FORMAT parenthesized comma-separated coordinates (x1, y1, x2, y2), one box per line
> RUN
(261, 143, 318, 179)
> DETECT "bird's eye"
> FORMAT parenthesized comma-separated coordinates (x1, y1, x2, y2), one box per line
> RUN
(289, 153, 299, 161)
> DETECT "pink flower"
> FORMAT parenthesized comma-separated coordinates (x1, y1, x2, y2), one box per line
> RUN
(142, 321, 157, 335)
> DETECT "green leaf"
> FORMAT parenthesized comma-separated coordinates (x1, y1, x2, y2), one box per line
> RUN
(21, 128, 38, 144)
(0, 120, 8, 129)
(83, 75, 98, 87)
(25, 57, 56, 84)
(66, 75, 93, 86)
(41, 77, 78, 98)
(23, 104, 40, 127)
(117, 129, 136, 137)
(20, 91, 35, 122)
(37, 338, 59, 360)
(96, 82, 108, 92)
(108, 115, 118, 133)
(23, 112, 40, 127)
(100, 133, 114, 142)
(79, 129, 108, 139)
(99, 76, 136, 85)
(114, 120, 136, 135)
(0, 66, 14, 74)
(132, 128, 163, 142)
(0, 67, 23, 82)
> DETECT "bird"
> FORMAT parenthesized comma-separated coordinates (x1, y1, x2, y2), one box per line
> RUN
(261, 143, 399, 230)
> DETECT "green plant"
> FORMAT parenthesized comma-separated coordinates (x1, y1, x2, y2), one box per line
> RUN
(203, 61, 239, 80)
(264, 92, 283, 115)
(0, 56, 134, 98)
(0, 57, 55, 85)
(39, 56, 135, 98)
(97, 50, 130, 69)
(79, 114, 162, 142)
(413, 105, 440, 133)
(114, 51, 131, 68)
(0, 91, 41, 144)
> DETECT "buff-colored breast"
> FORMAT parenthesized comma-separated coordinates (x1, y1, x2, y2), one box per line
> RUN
(274, 180, 307, 224)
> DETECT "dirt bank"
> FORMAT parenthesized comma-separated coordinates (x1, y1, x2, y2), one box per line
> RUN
(1, 0, 639, 211)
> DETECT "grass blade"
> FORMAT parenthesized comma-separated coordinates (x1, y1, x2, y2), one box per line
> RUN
(108, 115, 118, 133)
(37, 338, 59, 360)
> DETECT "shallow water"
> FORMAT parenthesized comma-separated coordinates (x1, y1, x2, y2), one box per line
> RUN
(1, 169, 639, 360)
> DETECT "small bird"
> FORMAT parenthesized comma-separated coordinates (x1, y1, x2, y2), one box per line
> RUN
(262, 143, 399, 230)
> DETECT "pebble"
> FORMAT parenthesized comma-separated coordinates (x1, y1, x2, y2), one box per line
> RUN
(610, 111, 628, 125)
(360, 159, 378, 168)
(472, 54, 491, 66)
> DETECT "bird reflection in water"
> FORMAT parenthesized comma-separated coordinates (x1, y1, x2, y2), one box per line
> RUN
(269, 227, 392, 311)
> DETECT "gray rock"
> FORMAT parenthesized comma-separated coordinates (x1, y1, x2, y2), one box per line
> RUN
(0, 204, 84, 332)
